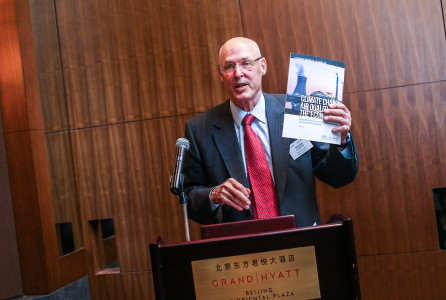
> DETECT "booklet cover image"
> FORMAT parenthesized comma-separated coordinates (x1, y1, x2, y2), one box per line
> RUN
(282, 53, 345, 144)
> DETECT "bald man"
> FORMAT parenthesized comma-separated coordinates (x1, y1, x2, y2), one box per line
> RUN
(182, 37, 358, 226)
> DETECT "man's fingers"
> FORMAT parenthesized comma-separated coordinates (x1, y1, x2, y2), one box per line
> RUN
(215, 188, 249, 211)
(324, 104, 351, 122)
(227, 178, 250, 197)
(326, 116, 351, 128)
(323, 103, 352, 141)
(212, 178, 251, 211)
(222, 181, 251, 210)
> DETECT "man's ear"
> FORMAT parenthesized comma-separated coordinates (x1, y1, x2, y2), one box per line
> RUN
(218, 67, 224, 81)
(261, 57, 267, 75)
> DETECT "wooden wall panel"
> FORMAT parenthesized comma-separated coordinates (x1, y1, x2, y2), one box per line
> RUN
(12, 0, 44, 131)
(358, 251, 446, 299)
(443, 0, 446, 33)
(1, 0, 60, 295)
(0, 0, 32, 133)
(54, 0, 242, 129)
(317, 82, 446, 255)
(29, 0, 68, 132)
(89, 271, 153, 300)
(4, 131, 59, 293)
(240, 0, 446, 94)
(5, 0, 444, 298)
(0, 100, 23, 299)
(46, 131, 83, 250)
(240, 1, 446, 298)
(71, 115, 201, 273)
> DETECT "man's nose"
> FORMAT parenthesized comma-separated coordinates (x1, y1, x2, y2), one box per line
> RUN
(233, 63, 244, 77)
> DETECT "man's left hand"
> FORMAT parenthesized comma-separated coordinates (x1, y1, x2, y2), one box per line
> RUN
(323, 102, 352, 144)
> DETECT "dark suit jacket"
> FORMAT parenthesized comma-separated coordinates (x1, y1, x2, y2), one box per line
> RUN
(183, 93, 359, 227)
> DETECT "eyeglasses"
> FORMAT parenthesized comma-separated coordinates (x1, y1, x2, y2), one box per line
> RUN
(218, 57, 263, 75)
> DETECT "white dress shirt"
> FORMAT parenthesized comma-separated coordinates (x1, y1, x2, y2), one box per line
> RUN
(229, 94, 275, 182)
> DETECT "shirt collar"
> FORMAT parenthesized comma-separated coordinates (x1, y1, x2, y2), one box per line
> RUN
(230, 94, 267, 127)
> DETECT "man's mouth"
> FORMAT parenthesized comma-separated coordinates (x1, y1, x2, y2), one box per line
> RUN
(235, 83, 248, 89)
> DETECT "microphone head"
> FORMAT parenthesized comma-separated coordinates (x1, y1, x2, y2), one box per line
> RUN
(175, 138, 190, 151)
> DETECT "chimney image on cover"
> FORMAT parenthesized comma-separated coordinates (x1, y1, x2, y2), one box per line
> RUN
(288, 62, 342, 115)
(292, 64, 307, 97)
(290, 64, 307, 111)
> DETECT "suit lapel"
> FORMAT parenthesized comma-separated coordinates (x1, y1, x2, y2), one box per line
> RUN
(265, 93, 289, 200)
(210, 95, 288, 217)
(211, 100, 249, 188)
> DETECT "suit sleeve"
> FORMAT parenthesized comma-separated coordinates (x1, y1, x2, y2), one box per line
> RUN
(311, 134, 359, 188)
(182, 121, 219, 225)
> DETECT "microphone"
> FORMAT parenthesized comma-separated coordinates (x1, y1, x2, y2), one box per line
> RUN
(170, 138, 190, 195)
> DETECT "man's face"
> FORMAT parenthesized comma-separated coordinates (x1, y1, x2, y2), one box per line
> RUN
(218, 39, 267, 110)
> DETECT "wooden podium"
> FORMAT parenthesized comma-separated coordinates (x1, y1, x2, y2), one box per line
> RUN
(150, 214, 360, 299)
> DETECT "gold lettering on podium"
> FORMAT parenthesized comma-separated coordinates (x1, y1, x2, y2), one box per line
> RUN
(191, 246, 320, 300)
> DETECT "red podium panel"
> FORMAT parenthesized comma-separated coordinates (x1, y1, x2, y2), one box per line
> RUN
(200, 215, 297, 239)
(150, 214, 360, 300)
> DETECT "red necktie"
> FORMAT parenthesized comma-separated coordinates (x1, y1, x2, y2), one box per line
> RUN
(243, 114, 280, 219)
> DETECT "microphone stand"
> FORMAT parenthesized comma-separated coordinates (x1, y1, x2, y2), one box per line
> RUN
(169, 137, 191, 242)
(178, 191, 190, 241)
(171, 173, 190, 242)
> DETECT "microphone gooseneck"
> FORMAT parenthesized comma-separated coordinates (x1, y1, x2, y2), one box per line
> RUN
(169, 137, 191, 241)
(170, 138, 190, 195)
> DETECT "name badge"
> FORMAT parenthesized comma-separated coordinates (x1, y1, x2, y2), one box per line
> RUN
(289, 139, 313, 160)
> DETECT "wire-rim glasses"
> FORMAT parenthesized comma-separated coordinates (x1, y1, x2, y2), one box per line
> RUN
(218, 57, 263, 75)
